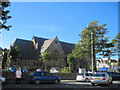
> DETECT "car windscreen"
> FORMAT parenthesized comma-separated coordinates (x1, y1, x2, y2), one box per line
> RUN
(89, 73, 93, 76)
(93, 74, 105, 77)
(29, 72, 35, 76)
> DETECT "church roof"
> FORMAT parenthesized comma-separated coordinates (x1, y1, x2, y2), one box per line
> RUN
(41, 37, 56, 53)
(33, 36, 75, 54)
(9, 36, 75, 60)
(11, 38, 34, 50)
(60, 41, 75, 54)
(9, 38, 39, 60)
(32, 36, 48, 49)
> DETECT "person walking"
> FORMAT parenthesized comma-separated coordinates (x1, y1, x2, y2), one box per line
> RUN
(15, 68, 22, 86)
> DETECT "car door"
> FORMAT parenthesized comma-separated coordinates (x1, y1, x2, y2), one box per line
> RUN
(38, 72, 47, 83)
(44, 72, 55, 83)
(85, 73, 90, 80)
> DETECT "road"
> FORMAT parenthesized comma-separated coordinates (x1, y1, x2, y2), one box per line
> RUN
(2, 80, 120, 89)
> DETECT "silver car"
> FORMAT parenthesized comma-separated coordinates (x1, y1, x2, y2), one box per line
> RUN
(0, 76, 6, 83)
(91, 73, 112, 86)
(76, 73, 93, 82)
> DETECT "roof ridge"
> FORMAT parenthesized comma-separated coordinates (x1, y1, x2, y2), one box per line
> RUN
(45, 37, 56, 42)
(60, 41, 75, 45)
(16, 38, 32, 42)
(33, 35, 48, 40)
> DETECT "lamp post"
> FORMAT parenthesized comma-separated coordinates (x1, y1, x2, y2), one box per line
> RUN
(91, 32, 94, 74)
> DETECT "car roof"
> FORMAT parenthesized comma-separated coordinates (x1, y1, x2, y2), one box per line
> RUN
(94, 72, 108, 74)
(35, 71, 49, 73)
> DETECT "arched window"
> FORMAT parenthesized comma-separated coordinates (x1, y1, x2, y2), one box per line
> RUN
(52, 50, 59, 59)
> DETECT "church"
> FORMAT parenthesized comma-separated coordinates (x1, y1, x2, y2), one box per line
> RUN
(8, 36, 76, 71)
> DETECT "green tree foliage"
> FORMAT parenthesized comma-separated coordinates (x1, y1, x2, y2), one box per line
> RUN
(73, 20, 110, 71)
(60, 67, 71, 73)
(2, 48, 8, 69)
(112, 32, 120, 65)
(9, 46, 20, 61)
(67, 54, 75, 69)
(102, 43, 115, 67)
(39, 51, 51, 70)
(112, 32, 120, 55)
(0, 1, 12, 31)
(67, 54, 75, 65)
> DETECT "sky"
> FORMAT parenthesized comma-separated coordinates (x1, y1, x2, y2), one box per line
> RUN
(1, 2, 119, 58)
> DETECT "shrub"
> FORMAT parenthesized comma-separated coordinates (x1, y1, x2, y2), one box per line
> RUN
(60, 67, 71, 73)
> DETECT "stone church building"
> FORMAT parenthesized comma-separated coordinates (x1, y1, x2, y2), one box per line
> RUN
(8, 36, 78, 71)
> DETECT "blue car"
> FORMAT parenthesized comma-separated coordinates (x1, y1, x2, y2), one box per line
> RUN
(8, 67, 17, 72)
(29, 71, 61, 85)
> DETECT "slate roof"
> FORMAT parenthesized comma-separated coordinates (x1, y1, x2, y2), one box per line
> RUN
(41, 37, 56, 53)
(33, 36, 75, 54)
(9, 36, 75, 60)
(60, 41, 75, 54)
(33, 36, 48, 49)
(10, 38, 39, 60)
(11, 38, 34, 50)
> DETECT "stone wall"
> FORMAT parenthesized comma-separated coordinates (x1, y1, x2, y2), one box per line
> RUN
(2, 71, 78, 80)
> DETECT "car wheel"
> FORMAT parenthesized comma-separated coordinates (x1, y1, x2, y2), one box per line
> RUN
(91, 83, 95, 86)
(85, 78, 89, 82)
(54, 79, 60, 84)
(106, 81, 110, 86)
(35, 79, 40, 85)
(110, 80, 113, 84)
(0, 79, 2, 83)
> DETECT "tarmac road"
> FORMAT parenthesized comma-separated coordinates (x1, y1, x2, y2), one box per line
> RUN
(2, 80, 120, 89)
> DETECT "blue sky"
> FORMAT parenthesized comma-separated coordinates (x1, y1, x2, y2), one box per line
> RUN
(1, 2, 118, 57)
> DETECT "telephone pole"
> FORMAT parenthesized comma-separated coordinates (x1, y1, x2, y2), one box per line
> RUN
(91, 32, 94, 74)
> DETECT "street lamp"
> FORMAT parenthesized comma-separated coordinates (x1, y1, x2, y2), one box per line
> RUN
(91, 32, 94, 74)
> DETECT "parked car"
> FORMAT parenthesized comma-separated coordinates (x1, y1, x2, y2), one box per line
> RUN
(107, 72, 120, 80)
(0, 76, 6, 83)
(76, 73, 93, 82)
(91, 73, 112, 86)
(22, 68, 28, 72)
(29, 71, 61, 85)
(50, 68, 59, 73)
(8, 67, 17, 72)
(36, 69, 41, 72)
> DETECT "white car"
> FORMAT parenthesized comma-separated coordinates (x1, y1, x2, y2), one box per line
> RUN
(0, 76, 6, 83)
(91, 73, 112, 86)
(50, 68, 59, 73)
(76, 73, 93, 82)
(36, 69, 41, 72)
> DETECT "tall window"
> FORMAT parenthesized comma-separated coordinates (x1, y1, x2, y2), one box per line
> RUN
(52, 50, 59, 59)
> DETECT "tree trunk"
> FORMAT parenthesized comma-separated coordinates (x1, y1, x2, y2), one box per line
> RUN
(45, 62, 47, 71)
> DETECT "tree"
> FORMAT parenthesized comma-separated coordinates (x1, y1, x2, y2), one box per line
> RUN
(111, 32, 120, 65)
(67, 54, 75, 70)
(73, 20, 110, 71)
(8, 46, 20, 61)
(39, 51, 51, 71)
(102, 43, 115, 67)
(0, 1, 12, 31)
(2, 48, 8, 69)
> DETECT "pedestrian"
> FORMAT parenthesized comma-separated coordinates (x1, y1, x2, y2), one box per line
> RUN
(15, 68, 22, 86)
